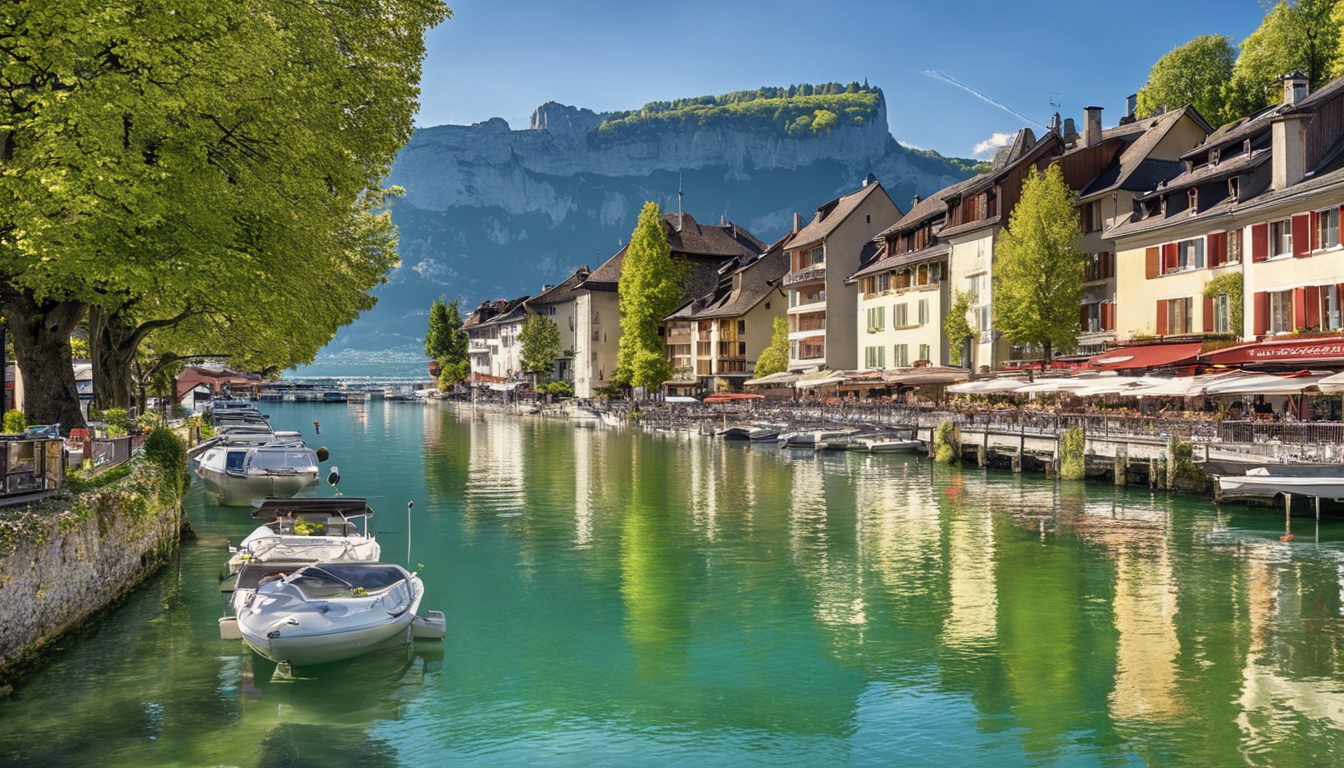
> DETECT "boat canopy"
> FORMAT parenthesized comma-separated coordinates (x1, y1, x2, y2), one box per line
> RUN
(284, 563, 410, 600)
(252, 497, 374, 520)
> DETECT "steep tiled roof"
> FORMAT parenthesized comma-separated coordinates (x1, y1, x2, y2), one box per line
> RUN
(579, 213, 764, 292)
(847, 241, 950, 283)
(1078, 106, 1211, 198)
(878, 176, 980, 238)
(789, 182, 887, 250)
(667, 236, 790, 321)
(525, 267, 589, 306)
(1135, 147, 1270, 201)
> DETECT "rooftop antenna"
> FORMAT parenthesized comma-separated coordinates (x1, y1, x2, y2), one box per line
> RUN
(678, 173, 684, 226)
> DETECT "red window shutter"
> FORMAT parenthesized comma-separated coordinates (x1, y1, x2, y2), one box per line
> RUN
(1156, 299, 1168, 335)
(1311, 211, 1321, 251)
(1254, 292, 1270, 335)
(1293, 214, 1310, 257)
(1293, 287, 1307, 330)
(1305, 285, 1321, 330)
(1146, 247, 1160, 279)
(1208, 233, 1219, 267)
(1251, 223, 1268, 262)
(1105, 252, 1114, 279)
(1203, 297, 1215, 333)
(1105, 301, 1116, 331)
(1163, 243, 1179, 271)
(1080, 304, 1090, 332)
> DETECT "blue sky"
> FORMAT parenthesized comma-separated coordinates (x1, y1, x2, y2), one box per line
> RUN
(419, 0, 1267, 159)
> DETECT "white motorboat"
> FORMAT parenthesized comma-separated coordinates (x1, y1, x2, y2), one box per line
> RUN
(747, 425, 781, 442)
(778, 429, 855, 449)
(196, 440, 321, 507)
(233, 562, 444, 666)
(716, 426, 752, 440)
(226, 497, 380, 574)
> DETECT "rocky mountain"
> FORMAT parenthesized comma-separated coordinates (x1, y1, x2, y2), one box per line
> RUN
(316, 85, 983, 363)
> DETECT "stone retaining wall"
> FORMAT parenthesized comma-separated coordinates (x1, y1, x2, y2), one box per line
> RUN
(0, 461, 185, 684)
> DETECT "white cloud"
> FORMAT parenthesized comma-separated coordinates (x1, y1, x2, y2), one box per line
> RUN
(897, 140, 925, 151)
(973, 132, 1016, 157)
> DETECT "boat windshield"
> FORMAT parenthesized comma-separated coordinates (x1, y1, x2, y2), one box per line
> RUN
(287, 564, 406, 600)
(225, 452, 247, 472)
(249, 450, 316, 471)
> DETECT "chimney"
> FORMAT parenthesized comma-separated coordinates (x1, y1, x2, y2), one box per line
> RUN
(1062, 118, 1077, 144)
(792, 212, 802, 233)
(1280, 71, 1309, 106)
(911, 194, 921, 208)
(1126, 94, 1137, 118)
(1083, 106, 1102, 147)
(1272, 111, 1309, 190)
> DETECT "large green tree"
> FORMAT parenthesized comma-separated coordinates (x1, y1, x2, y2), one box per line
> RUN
(425, 298, 452, 361)
(1136, 35, 1237, 125)
(0, 0, 448, 428)
(617, 202, 685, 393)
(992, 164, 1085, 364)
(1227, 0, 1342, 118)
(754, 316, 789, 377)
(519, 313, 561, 378)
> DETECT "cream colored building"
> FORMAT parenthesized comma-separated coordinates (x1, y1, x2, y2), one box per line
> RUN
(783, 177, 901, 372)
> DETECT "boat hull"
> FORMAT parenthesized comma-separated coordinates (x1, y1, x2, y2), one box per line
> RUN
(241, 616, 416, 666)
(197, 466, 318, 507)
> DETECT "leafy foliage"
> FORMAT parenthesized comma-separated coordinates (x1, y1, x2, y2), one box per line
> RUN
(1137, 35, 1237, 125)
(754, 317, 790, 377)
(1059, 428, 1086, 481)
(1204, 273, 1244, 335)
(143, 426, 188, 495)
(519, 314, 562, 376)
(425, 299, 453, 361)
(0, 0, 451, 420)
(1229, 0, 1340, 117)
(992, 165, 1085, 363)
(595, 84, 882, 144)
(438, 361, 470, 390)
(2, 410, 26, 434)
(617, 203, 686, 392)
(934, 423, 960, 464)
(944, 290, 977, 367)
(92, 408, 130, 438)
(537, 381, 574, 397)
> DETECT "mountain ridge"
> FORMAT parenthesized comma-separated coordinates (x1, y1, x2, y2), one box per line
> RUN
(318, 84, 984, 359)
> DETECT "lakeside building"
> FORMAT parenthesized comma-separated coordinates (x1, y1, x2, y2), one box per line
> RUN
(782, 177, 901, 372)
(463, 297, 529, 379)
(662, 235, 790, 395)
(572, 212, 764, 397)
(522, 267, 589, 384)
(1109, 71, 1344, 370)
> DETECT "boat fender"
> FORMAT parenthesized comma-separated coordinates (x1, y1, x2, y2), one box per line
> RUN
(315, 447, 329, 463)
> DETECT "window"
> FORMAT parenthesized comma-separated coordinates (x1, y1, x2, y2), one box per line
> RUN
(864, 345, 886, 368)
(1083, 303, 1102, 333)
(918, 299, 928, 325)
(1167, 297, 1192, 335)
(866, 306, 885, 332)
(969, 275, 990, 334)
(1324, 287, 1342, 331)
(1213, 293, 1230, 333)
(592, 330, 600, 341)
(1081, 201, 1102, 233)
(894, 344, 909, 367)
(593, 310, 600, 324)
(916, 264, 929, 286)
(549, 306, 556, 315)
(1318, 208, 1340, 249)
(1178, 238, 1204, 270)
(1270, 290, 1293, 333)
(894, 303, 908, 327)
(737, 320, 746, 334)
(811, 246, 824, 264)
(1270, 219, 1292, 257)
(1227, 229, 1243, 263)
(918, 344, 931, 362)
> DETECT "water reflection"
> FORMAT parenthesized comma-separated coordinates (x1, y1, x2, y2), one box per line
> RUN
(7, 404, 1344, 765)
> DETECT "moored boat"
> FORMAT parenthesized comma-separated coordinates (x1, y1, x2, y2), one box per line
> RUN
(196, 440, 321, 506)
(226, 497, 380, 574)
(234, 562, 443, 666)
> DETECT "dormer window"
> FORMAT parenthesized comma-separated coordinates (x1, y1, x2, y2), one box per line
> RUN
(1210, 148, 1220, 165)
(1188, 189, 1198, 213)
(1228, 177, 1239, 202)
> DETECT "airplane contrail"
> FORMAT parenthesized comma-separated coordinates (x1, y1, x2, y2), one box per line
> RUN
(922, 70, 1047, 129)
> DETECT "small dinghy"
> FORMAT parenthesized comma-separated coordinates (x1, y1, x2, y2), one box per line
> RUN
(747, 425, 780, 442)
(234, 562, 444, 666)
(227, 497, 380, 575)
(716, 426, 752, 440)
(863, 439, 921, 454)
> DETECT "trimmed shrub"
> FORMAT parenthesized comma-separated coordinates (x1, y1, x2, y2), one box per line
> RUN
(1167, 438, 1206, 491)
(143, 427, 189, 495)
(934, 422, 960, 464)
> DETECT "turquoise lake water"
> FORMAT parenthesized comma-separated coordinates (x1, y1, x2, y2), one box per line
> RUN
(3, 401, 1344, 766)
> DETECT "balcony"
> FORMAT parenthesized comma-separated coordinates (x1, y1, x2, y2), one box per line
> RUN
(783, 263, 826, 287)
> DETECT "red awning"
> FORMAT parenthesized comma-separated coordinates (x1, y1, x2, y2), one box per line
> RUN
(1087, 342, 1202, 371)
(1200, 337, 1344, 366)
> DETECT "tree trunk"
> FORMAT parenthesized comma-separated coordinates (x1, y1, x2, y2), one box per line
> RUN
(1043, 341, 1053, 366)
(88, 305, 138, 410)
(2, 283, 87, 431)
